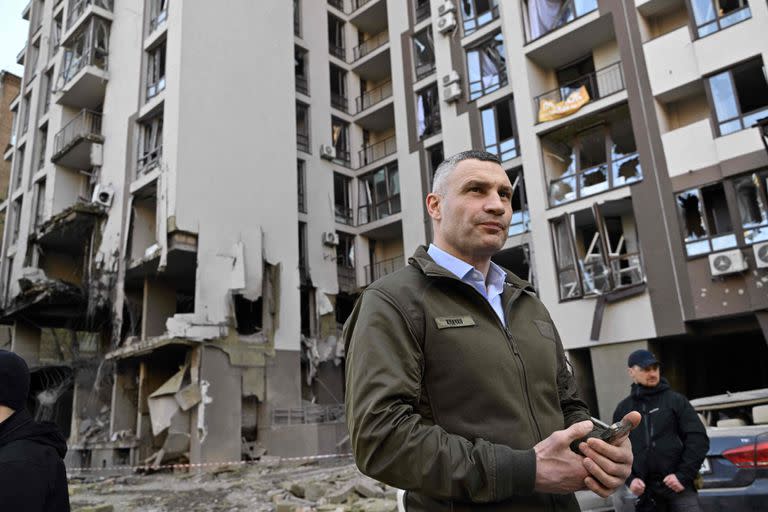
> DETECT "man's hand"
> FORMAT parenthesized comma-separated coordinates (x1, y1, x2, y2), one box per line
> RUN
(579, 411, 641, 498)
(533, 420, 592, 494)
(663, 474, 684, 493)
(629, 477, 645, 496)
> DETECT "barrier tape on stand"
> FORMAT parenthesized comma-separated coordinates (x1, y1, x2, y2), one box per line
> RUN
(67, 452, 354, 473)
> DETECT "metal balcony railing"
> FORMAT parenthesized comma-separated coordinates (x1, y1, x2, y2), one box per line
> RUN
(358, 136, 396, 168)
(66, 0, 114, 29)
(355, 81, 392, 113)
(335, 206, 354, 225)
(138, 144, 162, 172)
(351, 31, 388, 62)
(337, 264, 357, 292)
(296, 75, 309, 95)
(463, 5, 499, 35)
(415, 61, 436, 81)
(331, 92, 348, 112)
(534, 62, 624, 123)
(329, 43, 345, 60)
(364, 254, 404, 285)
(358, 193, 400, 225)
(52, 109, 102, 159)
(415, 2, 431, 23)
(149, 3, 167, 32)
(296, 132, 310, 153)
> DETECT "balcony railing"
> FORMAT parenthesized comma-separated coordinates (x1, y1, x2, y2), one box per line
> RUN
(66, 0, 114, 29)
(328, 0, 344, 10)
(329, 43, 345, 60)
(296, 75, 309, 95)
(52, 109, 102, 158)
(535, 62, 624, 124)
(358, 193, 400, 225)
(548, 152, 642, 206)
(350, 0, 376, 13)
(358, 136, 396, 168)
(297, 132, 310, 153)
(337, 264, 357, 292)
(146, 76, 166, 100)
(415, 61, 436, 81)
(335, 206, 354, 225)
(415, 2, 430, 23)
(525, 0, 598, 43)
(331, 92, 348, 112)
(364, 254, 404, 285)
(272, 404, 345, 426)
(149, 4, 168, 32)
(355, 81, 392, 113)
(351, 32, 388, 62)
(334, 148, 352, 166)
(61, 46, 108, 85)
(138, 144, 162, 172)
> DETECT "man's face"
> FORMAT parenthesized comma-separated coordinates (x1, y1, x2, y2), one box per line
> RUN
(628, 363, 661, 387)
(427, 159, 513, 262)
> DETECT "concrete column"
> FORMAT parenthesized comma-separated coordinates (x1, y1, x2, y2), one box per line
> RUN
(590, 340, 648, 422)
(11, 320, 41, 366)
(110, 360, 139, 437)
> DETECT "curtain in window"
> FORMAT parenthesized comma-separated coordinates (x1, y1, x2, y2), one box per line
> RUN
(528, 0, 563, 39)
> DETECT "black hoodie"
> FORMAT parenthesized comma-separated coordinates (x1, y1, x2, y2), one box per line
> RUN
(0, 409, 70, 512)
(613, 378, 709, 495)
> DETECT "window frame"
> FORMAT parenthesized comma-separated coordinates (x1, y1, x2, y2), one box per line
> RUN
(675, 183, 738, 258)
(296, 101, 310, 153)
(460, 0, 500, 36)
(412, 27, 435, 81)
(480, 96, 519, 162)
(146, 41, 166, 101)
(297, 159, 307, 214)
(357, 164, 400, 225)
(137, 115, 163, 173)
(686, 0, 751, 39)
(704, 58, 768, 138)
(465, 31, 507, 101)
(416, 83, 441, 139)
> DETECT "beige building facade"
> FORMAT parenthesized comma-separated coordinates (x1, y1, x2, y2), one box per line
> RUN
(3, 0, 768, 467)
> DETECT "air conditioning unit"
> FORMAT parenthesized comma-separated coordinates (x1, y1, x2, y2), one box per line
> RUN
(320, 144, 337, 160)
(322, 231, 339, 246)
(437, 0, 455, 16)
(708, 249, 747, 277)
(437, 12, 457, 34)
(754, 242, 768, 269)
(442, 70, 460, 86)
(443, 82, 462, 102)
(92, 184, 114, 208)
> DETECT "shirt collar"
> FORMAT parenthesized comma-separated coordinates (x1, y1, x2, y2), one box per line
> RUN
(427, 244, 507, 290)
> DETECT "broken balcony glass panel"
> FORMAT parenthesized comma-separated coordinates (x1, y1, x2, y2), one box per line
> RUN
(677, 185, 737, 256)
(734, 172, 768, 244)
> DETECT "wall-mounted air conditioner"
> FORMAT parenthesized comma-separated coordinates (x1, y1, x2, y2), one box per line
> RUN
(754, 242, 768, 269)
(443, 83, 462, 102)
(437, 0, 456, 16)
(442, 70, 460, 86)
(92, 184, 114, 208)
(437, 12, 456, 33)
(322, 232, 339, 246)
(320, 144, 337, 160)
(708, 249, 747, 277)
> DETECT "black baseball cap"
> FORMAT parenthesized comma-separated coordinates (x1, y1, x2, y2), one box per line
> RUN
(627, 349, 659, 368)
(0, 350, 30, 411)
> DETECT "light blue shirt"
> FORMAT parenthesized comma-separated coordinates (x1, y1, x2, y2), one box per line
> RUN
(427, 244, 507, 324)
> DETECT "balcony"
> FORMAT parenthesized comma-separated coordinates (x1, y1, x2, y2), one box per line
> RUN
(297, 133, 310, 153)
(55, 48, 109, 109)
(364, 254, 404, 285)
(329, 44, 346, 61)
(335, 206, 354, 226)
(549, 152, 642, 206)
(51, 110, 103, 169)
(296, 75, 309, 96)
(354, 81, 394, 131)
(331, 92, 348, 113)
(337, 264, 357, 293)
(535, 62, 624, 124)
(415, 2, 430, 23)
(358, 194, 400, 226)
(525, 1, 613, 70)
(349, 0, 387, 35)
(149, 1, 168, 33)
(357, 136, 396, 169)
(65, 0, 114, 31)
(350, 32, 391, 82)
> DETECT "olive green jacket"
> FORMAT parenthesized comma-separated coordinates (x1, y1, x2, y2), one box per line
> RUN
(344, 246, 591, 511)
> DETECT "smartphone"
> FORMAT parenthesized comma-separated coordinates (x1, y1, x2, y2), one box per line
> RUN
(570, 417, 632, 454)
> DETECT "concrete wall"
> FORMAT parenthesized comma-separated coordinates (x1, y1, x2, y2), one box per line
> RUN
(590, 339, 648, 422)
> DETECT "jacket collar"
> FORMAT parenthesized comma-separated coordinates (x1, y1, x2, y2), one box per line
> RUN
(409, 245, 535, 292)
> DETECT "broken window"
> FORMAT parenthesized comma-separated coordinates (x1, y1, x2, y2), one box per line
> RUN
(732, 170, 768, 244)
(333, 173, 353, 225)
(146, 41, 166, 100)
(557, 55, 596, 103)
(416, 84, 441, 139)
(708, 59, 768, 136)
(543, 114, 641, 206)
(336, 232, 356, 293)
(492, 244, 533, 287)
(507, 168, 530, 236)
(481, 96, 519, 162)
(296, 102, 310, 153)
(525, 0, 599, 41)
(149, 0, 168, 32)
(138, 115, 163, 172)
(332, 117, 350, 165)
(413, 28, 435, 80)
(676, 183, 737, 256)
(551, 200, 644, 300)
(691, 0, 750, 38)
(358, 164, 400, 224)
(461, 0, 500, 34)
(466, 32, 507, 100)
(295, 46, 308, 95)
(297, 159, 307, 214)
(60, 17, 110, 84)
(234, 294, 263, 335)
(330, 64, 347, 111)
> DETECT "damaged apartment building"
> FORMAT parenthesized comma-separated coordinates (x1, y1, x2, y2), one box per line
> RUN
(3, 0, 768, 469)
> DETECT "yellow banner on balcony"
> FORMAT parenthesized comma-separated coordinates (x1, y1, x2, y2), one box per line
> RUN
(538, 85, 591, 123)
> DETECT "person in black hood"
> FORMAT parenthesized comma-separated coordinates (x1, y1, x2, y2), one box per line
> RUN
(613, 350, 709, 512)
(0, 349, 71, 511)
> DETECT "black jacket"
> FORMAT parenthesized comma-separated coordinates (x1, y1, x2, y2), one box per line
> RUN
(0, 409, 70, 511)
(613, 378, 709, 493)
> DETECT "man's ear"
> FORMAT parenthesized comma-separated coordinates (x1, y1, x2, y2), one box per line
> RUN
(426, 193, 441, 221)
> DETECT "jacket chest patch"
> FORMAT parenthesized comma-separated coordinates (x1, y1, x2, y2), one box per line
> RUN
(435, 316, 476, 329)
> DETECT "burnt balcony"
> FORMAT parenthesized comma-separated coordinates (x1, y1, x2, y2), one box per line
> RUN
(364, 254, 404, 285)
(535, 62, 624, 125)
(51, 110, 103, 169)
(354, 81, 395, 131)
(358, 136, 396, 169)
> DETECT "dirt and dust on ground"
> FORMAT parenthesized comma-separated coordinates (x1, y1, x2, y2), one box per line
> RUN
(68, 455, 401, 512)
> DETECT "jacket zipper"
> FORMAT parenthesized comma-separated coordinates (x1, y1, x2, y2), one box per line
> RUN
(430, 274, 545, 442)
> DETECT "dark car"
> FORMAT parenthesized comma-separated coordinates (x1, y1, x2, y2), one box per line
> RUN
(614, 388, 768, 511)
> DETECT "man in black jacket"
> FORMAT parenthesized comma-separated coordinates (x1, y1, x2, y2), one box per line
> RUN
(613, 350, 709, 512)
(0, 349, 71, 511)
